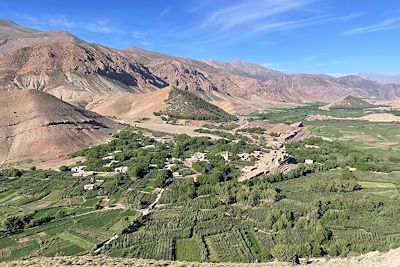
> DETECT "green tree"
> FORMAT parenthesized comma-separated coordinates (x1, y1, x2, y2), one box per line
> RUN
(2, 215, 26, 233)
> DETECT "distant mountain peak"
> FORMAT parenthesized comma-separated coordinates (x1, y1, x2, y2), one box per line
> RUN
(203, 59, 284, 81)
(357, 73, 400, 85)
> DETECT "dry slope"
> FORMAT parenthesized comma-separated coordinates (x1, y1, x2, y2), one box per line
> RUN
(0, 90, 120, 164)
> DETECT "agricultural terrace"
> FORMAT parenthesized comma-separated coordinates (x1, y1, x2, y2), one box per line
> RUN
(1, 105, 400, 263)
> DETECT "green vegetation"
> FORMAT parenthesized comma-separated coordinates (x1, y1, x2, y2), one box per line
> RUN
(175, 238, 203, 262)
(2, 106, 400, 263)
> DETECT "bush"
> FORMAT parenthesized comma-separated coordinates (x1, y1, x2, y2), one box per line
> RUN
(2, 168, 22, 178)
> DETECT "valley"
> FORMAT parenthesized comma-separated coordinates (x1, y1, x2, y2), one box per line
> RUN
(0, 17, 400, 267)
(1, 101, 400, 264)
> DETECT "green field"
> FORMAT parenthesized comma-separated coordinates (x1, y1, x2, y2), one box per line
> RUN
(175, 238, 203, 262)
(1, 114, 400, 263)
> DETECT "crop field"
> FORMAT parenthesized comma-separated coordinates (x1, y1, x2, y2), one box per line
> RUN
(1, 111, 400, 263)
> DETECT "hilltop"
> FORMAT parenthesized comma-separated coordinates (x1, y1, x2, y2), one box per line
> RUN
(0, 90, 119, 165)
(321, 95, 375, 111)
(159, 87, 237, 121)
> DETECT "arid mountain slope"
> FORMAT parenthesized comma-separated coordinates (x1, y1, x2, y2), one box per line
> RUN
(0, 90, 119, 164)
(124, 48, 368, 103)
(337, 75, 400, 99)
(0, 19, 74, 54)
(0, 21, 167, 106)
(358, 73, 400, 85)
(1, 20, 400, 111)
(87, 87, 172, 120)
(203, 60, 284, 81)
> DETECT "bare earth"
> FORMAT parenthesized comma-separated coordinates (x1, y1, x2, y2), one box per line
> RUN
(2, 249, 400, 267)
(306, 113, 400, 123)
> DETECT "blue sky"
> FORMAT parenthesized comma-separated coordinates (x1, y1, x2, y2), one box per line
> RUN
(0, 0, 399, 75)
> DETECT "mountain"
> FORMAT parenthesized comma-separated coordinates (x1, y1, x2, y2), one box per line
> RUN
(321, 95, 375, 110)
(358, 73, 400, 85)
(0, 19, 74, 54)
(337, 75, 400, 99)
(0, 90, 119, 164)
(203, 60, 284, 81)
(0, 20, 167, 107)
(1, 20, 400, 114)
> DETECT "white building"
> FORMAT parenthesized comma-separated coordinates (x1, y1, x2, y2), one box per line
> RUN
(115, 166, 129, 173)
(305, 159, 314, 165)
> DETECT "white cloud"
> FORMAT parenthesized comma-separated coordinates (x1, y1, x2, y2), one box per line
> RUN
(202, 0, 314, 30)
(248, 13, 362, 35)
(343, 17, 400, 35)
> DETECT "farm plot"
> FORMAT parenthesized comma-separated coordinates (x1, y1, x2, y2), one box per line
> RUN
(175, 238, 203, 262)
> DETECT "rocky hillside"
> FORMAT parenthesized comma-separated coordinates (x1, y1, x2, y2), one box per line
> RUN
(321, 95, 375, 110)
(0, 20, 167, 107)
(0, 90, 119, 164)
(1, 20, 400, 111)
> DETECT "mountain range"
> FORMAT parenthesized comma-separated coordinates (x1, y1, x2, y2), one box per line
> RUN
(1, 19, 400, 164)
(358, 73, 400, 85)
(1, 19, 400, 113)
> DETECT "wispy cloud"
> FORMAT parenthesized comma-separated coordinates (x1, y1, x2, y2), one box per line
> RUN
(16, 14, 120, 34)
(343, 17, 400, 35)
(202, 0, 314, 30)
(160, 8, 171, 16)
(48, 16, 119, 34)
(248, 13, 362, 35)
(188, 0, 361, 41)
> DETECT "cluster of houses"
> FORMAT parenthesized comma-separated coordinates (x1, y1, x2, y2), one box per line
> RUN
(83, 178, 104, 191)
(239, 149, 296, 181)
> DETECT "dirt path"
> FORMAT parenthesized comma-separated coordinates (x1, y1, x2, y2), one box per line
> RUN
(94, 189, 164, 254)
(136, 122, 219, 139)
(140, 188, 164, 216)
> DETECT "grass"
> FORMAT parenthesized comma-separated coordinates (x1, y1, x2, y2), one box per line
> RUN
(0, 237, 17, 250)
(358, 181, 397, 189)
(58, 232, 95, 251)
(244, 230, 266, 259)
(175, 238, 203, 262)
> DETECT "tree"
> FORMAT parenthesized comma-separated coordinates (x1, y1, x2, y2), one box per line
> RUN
(2, 168, 22, 178)
(154, 169, 172, 188)
(129, 162, 149, 179)
(2, 215, 26, 233)
(59, 165, 71, 172)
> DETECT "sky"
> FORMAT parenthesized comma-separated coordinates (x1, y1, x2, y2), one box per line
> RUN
(0, 0, 399, 75)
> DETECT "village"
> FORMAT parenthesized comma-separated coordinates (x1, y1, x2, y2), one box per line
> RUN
(71, 121, 315, 190)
